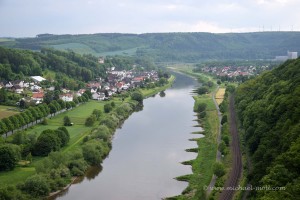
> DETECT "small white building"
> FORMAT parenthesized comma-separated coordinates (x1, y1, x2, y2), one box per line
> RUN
(31, 76, 46, 83)
(60, 93, 74, 102)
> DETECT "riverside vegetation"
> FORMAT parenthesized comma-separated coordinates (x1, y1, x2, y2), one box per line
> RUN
(0, 76, 174, 199)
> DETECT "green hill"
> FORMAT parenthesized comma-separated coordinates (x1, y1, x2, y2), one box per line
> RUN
(1, 32, 300, 62)
(235, 58, 300, 199)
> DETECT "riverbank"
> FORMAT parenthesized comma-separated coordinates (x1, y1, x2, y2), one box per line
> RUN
(168, 68, 220, 200)
(0, 76, 175, 199)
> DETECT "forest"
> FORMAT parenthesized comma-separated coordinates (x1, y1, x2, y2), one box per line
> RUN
(235, 58, 300, 199)
(1, 32, 300, 62)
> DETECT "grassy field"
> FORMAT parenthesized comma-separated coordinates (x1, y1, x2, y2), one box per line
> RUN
(0, 105, 20, 119)
(215, 88, 226, 105)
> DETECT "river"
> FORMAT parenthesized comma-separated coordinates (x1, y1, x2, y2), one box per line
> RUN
(56, 72, 203, 200)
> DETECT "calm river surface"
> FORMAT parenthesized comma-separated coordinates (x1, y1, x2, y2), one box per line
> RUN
(56, 72, 203, 200)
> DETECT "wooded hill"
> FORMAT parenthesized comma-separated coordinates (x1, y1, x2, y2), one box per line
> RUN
(235, 58, 300, 199)
(1, 32, 300, 62)
(0, 47, 156, 90)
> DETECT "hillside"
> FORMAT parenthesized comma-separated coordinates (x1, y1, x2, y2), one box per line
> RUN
(235, 58, 300, 199)
(1, 32, 300, 62)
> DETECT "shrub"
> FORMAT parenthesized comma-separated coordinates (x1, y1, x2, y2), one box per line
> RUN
(213, 162, 225, 177)
(21, 174, 50, 197)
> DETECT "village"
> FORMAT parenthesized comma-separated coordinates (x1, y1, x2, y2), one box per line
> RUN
(0, 68, 160, 106)
(199, 65, 269, 78)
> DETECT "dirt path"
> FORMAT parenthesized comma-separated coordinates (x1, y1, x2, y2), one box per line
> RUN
(207, 86, 222, 196)
(218, 95, 242, 200)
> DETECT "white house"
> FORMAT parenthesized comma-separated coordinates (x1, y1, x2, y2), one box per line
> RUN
(60, 93, 74, 102)
(31, 76, 46, 83)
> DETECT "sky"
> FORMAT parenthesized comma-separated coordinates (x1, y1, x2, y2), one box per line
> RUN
(0, 0, 299, 37)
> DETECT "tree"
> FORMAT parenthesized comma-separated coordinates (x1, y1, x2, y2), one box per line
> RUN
(0, 88, 8, 103)
(104, 103, 112, 113)
(49, 103, 57, 116)
(57, 99, 66, 109)
(92, 109, 102, 120)
(21, 174, 50, 197)
(15, 114, 26, 128)
(55, 129, 70, 147)
(0, 144, 21, 171)
(34, 129, 61, 156)
(221, 115, 228, 125)
(12, 131, 26, 145)
(196, 103, 207, 113)
(2, 118, 14, 134)
(8, 115, 19, 131)
(131, 91, 143, 103)
(82, 142, 102, 165)
(213, 162, 225, 177)
(84, 90, 92, 99)
(63, 116, 72, 126)
(66, 102, 71, 110)
(20, 112, 30, 126)
(85, 115, 96, 126)
(197, 86, 209, 95)
(0, 121, 8, 136)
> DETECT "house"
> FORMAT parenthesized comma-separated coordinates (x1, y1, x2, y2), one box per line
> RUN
(11, 85, 24, 94)
(32, 92, 44, 101)
(31, 76, 46, 83)
(60, 93, 74, 102)
(92, 93, 105, 101)
(5, 81, 13, 89)
(76, 89, 86, 97)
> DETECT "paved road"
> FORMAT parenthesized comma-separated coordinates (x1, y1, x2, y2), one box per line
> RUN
(218, 95, 242, 200)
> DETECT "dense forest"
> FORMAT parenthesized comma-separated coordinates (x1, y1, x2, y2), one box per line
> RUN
(235, 58, 300, 199)
(1, 32, 300, 62)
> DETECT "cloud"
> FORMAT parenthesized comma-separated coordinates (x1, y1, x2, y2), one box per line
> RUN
(0, 0, 299, 37)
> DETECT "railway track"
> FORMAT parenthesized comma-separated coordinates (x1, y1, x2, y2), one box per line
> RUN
(218, 95, 242, 200)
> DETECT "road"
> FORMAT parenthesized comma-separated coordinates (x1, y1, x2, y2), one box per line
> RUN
(218, 95, 242, 200)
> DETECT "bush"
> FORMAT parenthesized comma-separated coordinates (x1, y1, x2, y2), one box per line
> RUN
(213, 162, 225, 177)
(21, 174, 50, 197)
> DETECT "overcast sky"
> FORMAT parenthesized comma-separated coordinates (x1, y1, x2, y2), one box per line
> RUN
(0, 0, 299, 37)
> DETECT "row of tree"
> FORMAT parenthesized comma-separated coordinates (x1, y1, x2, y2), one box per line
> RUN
(0, 92, 91, 136)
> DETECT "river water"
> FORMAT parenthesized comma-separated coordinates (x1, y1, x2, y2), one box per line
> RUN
(56, 72, 203, 200)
